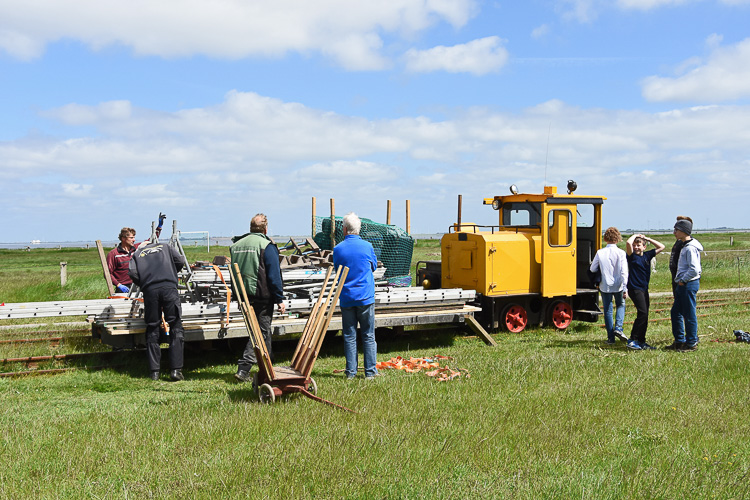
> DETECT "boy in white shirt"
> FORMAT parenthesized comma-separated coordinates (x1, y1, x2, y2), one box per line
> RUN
(590, 227, 629, 344)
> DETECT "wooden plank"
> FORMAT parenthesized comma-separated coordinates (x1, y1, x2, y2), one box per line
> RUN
(295, 266, 342, 373)
(291, 266, 332, 367)
(232, 263, 275, 380)
(96, 240, 115, 296)
(311, 196, 316, 238)
(464, 314, 497, 346)
(301, 266, 348, 378)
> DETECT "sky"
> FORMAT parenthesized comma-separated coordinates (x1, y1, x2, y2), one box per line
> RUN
(2, 0, 749, 243)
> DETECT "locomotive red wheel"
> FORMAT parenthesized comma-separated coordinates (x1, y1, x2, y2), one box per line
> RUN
(548, 301, 573, 330)
(502, 304, 528, 333)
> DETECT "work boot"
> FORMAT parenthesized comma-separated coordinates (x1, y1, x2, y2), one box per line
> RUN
(169, 369, 184, 381)
(150, 371, 160, 381)
(235, 369, 251, 383)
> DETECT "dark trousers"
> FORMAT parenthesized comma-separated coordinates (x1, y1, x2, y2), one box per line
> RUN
(628, 288, 650, 344)
(143, 284, 184, 372)
(238, 301, 274, 372)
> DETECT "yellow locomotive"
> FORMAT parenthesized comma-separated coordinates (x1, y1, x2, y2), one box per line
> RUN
(418, 182, 605, 332)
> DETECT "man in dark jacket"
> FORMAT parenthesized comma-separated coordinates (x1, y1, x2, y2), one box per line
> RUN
(230, 214, 286, 382)
(669, 215, 693, 295)
(128, 241, 185, 381)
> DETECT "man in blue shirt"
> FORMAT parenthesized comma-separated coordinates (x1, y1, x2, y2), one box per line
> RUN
(333, 213, 379, 379)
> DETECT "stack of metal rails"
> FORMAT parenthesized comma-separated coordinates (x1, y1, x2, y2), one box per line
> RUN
(1, 232, 485, 349)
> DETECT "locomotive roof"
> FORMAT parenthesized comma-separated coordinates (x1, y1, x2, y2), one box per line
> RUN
(483, 186, 607, 206)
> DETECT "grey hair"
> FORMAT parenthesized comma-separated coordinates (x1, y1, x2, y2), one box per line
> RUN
(343, 212, 361, 235)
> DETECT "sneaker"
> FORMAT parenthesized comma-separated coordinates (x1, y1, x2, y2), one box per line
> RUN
(234, 369, 251, 382)
(149, 371, 160, 381)
(365, 373, 383, 380)
(664, 342, 685, 351)
(640, 342, 657, 350)
(614, 331, 628, 342)
(627, 340, 642, 350)
(605, 339, 616, 345)
(170, 369, 184, 381)
(679, 343, 697, 352)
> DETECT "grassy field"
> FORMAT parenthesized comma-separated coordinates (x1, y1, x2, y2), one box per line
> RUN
(1, 234, 750, 498)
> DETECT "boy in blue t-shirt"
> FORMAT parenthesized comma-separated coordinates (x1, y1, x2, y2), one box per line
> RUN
(625, 233, 665, 350)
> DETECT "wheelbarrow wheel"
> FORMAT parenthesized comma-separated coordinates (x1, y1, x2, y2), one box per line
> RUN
(259, 383, 275, 404)
(308, 377, 317, 395)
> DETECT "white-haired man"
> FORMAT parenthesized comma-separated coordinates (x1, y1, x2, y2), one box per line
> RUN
(333, 213, 379, 379)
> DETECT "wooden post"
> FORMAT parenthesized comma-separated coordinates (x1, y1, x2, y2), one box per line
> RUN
(311, 196, 317, 238)
(730, 236, 734, 246)
(96, 240, 115, 296)
(406, 200, 411, 235)
(457, 194, 462, 231)
(330, 198, 336, 249)
(60, 262, 67, 287)
(386, 200, 392, 225)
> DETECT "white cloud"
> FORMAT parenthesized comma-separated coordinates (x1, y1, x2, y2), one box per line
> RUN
(641, 37, 750, 102)
(617, 0, 690, 9)
(557, 0, 599, 22)
(559, 0, 748, 21)
(403, 36, 508, 75)
(0, 0, 477, 70)
(531, 24, 550, 39)
(3, 91, 750, 238)
(61, 183, 93, 197)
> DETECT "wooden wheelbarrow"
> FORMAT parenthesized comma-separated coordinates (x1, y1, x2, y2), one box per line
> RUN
(232, 263, 350, 408)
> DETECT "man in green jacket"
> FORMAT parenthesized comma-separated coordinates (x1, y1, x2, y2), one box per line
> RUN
(230, 213, 286, 382)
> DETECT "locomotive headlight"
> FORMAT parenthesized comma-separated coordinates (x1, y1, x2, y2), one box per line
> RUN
(492, 199, 501, 210)
(509, 184, 518, 195)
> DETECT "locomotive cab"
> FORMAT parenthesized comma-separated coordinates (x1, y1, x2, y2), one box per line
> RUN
(441, 186, 605, 332)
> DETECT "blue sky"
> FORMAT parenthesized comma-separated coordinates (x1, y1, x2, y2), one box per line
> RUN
(2, 0, 749, 242)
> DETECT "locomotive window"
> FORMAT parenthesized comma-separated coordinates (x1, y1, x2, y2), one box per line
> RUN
(548, 209, 572, 247)
(502, 202, 542, 226)
(576, 204, 594, 228)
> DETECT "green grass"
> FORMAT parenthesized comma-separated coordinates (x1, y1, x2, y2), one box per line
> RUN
(1, 237, 750, 498)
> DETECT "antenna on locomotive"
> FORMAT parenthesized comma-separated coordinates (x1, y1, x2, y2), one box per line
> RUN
(544, 122, 551, 186)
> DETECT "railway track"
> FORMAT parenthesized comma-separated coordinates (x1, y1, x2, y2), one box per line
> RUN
(1, 289, 747, 377)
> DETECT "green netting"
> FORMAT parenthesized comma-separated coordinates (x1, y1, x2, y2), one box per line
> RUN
(313, 216, 414, 285)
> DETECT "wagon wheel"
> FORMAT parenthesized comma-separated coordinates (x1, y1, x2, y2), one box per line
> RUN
(548, 300, 573, 330)
(501, 304, 528, 333)
(308, 377, 318, 395)
(258, 383, 275, 404)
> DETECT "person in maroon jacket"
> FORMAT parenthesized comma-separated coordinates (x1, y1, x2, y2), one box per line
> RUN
(107, 225, 162, 293)
(106, 227, 139, 293)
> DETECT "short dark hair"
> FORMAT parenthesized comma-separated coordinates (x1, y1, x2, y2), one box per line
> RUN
(633, 236, 647, 247)
(118, 227, 135, 240)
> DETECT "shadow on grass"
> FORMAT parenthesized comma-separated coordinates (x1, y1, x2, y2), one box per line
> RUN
(57, 325, 466, 383)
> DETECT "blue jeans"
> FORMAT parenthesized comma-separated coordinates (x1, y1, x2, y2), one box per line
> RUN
(601, 291, 625, 341)
(341, 304, 377, 378)
(671, 279, 700, 345)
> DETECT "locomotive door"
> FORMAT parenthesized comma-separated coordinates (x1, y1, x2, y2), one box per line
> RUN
(541, 203, 577, 297)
